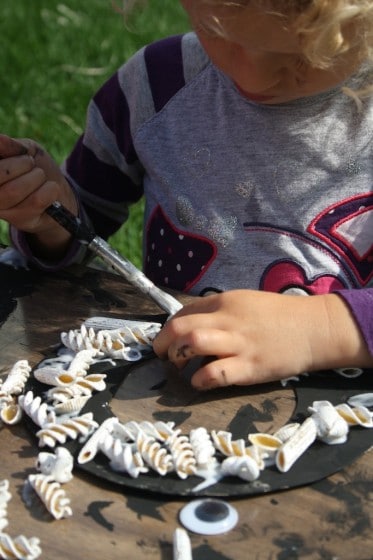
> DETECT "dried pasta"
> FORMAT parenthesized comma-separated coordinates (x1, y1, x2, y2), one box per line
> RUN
(28, 474, 72, 520)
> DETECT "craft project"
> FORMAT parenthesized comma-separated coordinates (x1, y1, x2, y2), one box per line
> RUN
(19, 318, 373, 498)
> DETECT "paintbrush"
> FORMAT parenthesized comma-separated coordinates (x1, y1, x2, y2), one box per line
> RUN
(0, 135, 183, 316)
(46, 202, 183, 316)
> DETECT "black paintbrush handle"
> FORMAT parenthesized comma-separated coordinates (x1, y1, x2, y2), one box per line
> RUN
(46, 201, 95, 245)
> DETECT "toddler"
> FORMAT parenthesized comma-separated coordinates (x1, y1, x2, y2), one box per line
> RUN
(0, 0, 372, 389)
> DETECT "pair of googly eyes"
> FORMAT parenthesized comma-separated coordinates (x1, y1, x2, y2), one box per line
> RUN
(179, 498, 238, 535)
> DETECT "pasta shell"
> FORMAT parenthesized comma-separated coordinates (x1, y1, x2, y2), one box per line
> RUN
(33, 366, 75, 387)
(0, 402, 22, 425)
(248, 432, 282, 466)
(53, 395, 90, 416)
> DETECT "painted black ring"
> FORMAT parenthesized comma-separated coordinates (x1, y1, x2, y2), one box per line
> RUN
(24, 355, 373, 498)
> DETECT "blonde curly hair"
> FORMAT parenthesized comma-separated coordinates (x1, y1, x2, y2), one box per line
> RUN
(122, 1, 373, 101)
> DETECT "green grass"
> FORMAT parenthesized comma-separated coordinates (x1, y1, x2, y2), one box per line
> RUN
(0, 0, 189, 267)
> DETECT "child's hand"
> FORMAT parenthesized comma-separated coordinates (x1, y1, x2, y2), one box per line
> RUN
(153, 290, 372, 389)
(0, 134, 78, 256)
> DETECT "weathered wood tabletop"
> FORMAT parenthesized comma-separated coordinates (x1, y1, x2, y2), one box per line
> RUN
(0, 254, 372, 560)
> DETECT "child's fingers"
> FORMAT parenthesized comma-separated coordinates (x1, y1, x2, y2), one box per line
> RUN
(159, 328, 239, 369)
(0, 134, 28, 159)
(189, 356, 250, 390)
(0, 155, 35, 185)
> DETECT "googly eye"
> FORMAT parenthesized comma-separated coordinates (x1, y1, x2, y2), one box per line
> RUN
(179, 498, 239, 535)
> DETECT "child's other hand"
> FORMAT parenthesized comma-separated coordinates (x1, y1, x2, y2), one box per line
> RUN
(153, 290, 372, 389)
(0, 134, 77, 234)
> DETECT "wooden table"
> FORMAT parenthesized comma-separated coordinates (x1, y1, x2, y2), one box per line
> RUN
(0, 253, 372, 560)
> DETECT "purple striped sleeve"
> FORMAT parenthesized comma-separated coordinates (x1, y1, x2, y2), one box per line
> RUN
(336, 289, 373, 355)
(9, 196, 92, 270)
(144, 35, 186, 112)
(92, 72, 138, 164)
(9, 226, 86, 271)
(65, 136, 141, 204)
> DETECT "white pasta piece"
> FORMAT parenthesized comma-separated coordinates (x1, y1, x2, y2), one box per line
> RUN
(244, 445, 266, 470)
(36, 447, 74, 483)
(0, 400, 23, 425)
(46, 374, 106, 400)
(0, 479, 11, 532)
(99, 435, 147, 478)
(36, 412, 98, 448)
(18, 391, 52, 428)
(114, 420, 176, 443)
(117, 421, 144, 441)
(28, 474, 72, 520)
(0, 393, 13, 407)
(61, 326, 124, 355)
(45, 385, 92, 405)
(72, 373, 107, 394)
(273, 422, 300, 443)
(136, 433, 173, 476)
(166, 431, 196, 479)
(347, 392, 373, 408)
(0, 360, 31, 396)
(308, 400, 349, 444)
(211, 430, 247, 456)
(77, 417, 118, 464)
(335, 403, 373, 428)
(248, 433, 283, 466)
(276, 417, 317, 473)
(114, 323, 161, 347)
(60, 325, 97, 353)
(221, 455, 260, 482)
(0, 533, 42, 560)
(189, 427, 216, 467)
(66, 348, 101, 378)
(173, 528, 193, 560)
(52, 395, 90, 416)
(32, 366, 75, 387)
(61, 323, 153, 361)
(137, 421, 177, 442)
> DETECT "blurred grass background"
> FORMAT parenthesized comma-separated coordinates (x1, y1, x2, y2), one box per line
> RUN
(0, 0, 189, 267)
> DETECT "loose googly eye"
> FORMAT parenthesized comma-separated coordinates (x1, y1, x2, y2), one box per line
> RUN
(179, 498, 238, 535)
